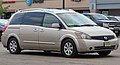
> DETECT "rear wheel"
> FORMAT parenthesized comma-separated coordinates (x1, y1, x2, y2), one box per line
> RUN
(61, 39, 78, 58)
(8, 38, 21, 54)
(97, 51, 111, 56)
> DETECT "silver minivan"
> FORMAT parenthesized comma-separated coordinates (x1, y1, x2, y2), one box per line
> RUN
(1, 8, 119, 57)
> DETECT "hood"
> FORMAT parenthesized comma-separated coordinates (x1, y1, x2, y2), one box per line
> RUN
(97, 20, 119, 23)
(69, 26, 115, 36)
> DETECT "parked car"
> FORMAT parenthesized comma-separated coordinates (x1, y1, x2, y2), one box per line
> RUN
(1, 8, 119, 58)
(107, 16, 120, 22)
(0, 19, 9, 40)
(83, 13, 120, 36)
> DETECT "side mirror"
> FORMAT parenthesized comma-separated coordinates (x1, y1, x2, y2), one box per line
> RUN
(52, 23, 60, 28)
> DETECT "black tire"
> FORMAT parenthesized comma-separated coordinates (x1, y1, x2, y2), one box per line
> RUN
(8, 38, 21, 54)
(116, 33, 119, 37)
(97, 51, 111, 56)
(61, 39, 78, 58)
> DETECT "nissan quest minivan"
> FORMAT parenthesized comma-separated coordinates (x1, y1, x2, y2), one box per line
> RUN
(1, 8, 119, 57)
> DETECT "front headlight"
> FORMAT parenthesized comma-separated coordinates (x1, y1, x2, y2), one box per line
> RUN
(103, 23, 109, 27)
(75, 32, 91, 39)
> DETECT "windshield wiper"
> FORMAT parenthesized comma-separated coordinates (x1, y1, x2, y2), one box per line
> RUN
(68, 24, 98, 27)
(68, 25, 81, 27)
(98, 19, 108, 20)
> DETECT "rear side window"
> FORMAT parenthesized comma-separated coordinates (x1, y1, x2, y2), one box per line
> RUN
(22, 12, 44, 26)
(10, 13, 24, 25)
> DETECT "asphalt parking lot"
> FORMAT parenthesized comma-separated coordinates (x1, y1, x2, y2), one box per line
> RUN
(0, 37, 120, 65)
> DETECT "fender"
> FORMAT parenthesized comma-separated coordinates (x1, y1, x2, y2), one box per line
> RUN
(59, 34, 80, 51)
(7, 33, 23, 49)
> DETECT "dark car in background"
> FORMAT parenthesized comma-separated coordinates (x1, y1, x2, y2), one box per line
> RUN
(107, 16, 120, 22)
(83, 13, 120, 36)
(0, 19, 9, 40)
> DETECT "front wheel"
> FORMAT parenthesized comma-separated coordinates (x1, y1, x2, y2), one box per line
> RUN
(61, 39, 78, 58)
(8, 38, 21, 54)
(97, 51, 111, 56)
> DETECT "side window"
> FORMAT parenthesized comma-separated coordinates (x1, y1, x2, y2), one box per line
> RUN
(43, 14, 60, 28)
(85, 15, 94, 21)
(87, 15, 96, 22)
(23, 12, 44, 26)
(85, 15, 91, 19)
(10, 13, 24, 25)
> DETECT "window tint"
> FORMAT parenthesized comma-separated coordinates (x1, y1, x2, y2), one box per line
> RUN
(23, 12, 44, 26)
(43, 14, 60, 28)
(10, 13, 24, 25)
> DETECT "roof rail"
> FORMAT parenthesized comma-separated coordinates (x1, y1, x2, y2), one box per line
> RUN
(20, 8, 75, 12)
(21, 8, 46, 11)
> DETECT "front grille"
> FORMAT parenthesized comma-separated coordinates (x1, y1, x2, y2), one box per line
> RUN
(116, 23, 120, 27)
(91, 35, 115, 41)
(95, 45, 115, 50)
(108, 22, 120, 27)
(109, 22, 117, 26)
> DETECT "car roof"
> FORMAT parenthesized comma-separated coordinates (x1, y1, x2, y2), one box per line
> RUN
(17, 8, 75, 14)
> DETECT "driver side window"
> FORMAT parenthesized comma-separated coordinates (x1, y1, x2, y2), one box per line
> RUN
(43, 14, 60, 28)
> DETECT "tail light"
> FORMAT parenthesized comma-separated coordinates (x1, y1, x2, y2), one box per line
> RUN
(2, 24, 8, 33)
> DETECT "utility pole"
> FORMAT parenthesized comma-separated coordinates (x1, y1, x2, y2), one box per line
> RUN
(63, 0, 65, 9)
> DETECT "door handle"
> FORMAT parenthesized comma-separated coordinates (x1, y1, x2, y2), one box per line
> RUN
(40, 29, 44, 32)
(33, 28, 38, 32)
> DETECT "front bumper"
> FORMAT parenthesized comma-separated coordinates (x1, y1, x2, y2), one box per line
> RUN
(77, 38, 119, 52)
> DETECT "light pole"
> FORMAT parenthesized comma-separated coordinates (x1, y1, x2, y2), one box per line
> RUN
(63, 0, 65, 9)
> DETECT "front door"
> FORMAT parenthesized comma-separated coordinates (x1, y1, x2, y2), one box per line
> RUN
(39, 14, 61, 50)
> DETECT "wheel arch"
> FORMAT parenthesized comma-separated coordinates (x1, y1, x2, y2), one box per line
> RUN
(7, 33, 21, 50)
(60, 34, 80, 52)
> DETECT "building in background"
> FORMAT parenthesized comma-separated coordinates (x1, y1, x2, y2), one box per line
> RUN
(2, 0, 120, 19)
(90, 0, 120, 16)
(2, 0, 89, 19)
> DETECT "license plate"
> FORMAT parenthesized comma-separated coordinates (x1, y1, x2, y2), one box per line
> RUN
(104, 42, 112, 47)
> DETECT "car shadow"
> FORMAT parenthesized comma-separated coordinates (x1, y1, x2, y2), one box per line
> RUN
(16, 51, 119, 59)
(77, 53, 117, 59)
(20, 51, 63, 57)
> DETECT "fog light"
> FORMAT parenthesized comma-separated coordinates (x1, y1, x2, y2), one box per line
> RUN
(89, 47, 93, 50)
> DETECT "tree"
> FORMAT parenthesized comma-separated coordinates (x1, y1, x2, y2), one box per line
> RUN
(0, 0, 10, 15)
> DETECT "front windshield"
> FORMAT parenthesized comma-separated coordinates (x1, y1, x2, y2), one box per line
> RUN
(92, 14, 109, 20)
(57, 13, 97, 27)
